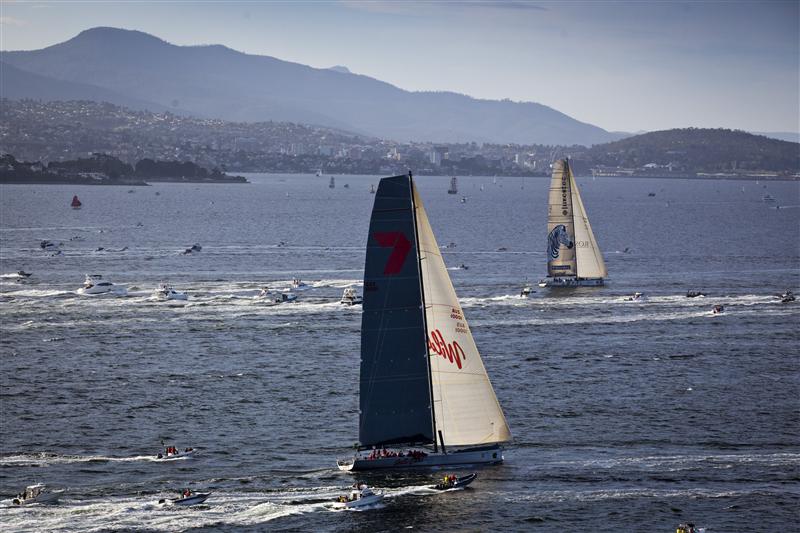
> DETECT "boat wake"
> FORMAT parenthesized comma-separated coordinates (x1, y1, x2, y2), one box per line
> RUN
(0, 452, 187, 466)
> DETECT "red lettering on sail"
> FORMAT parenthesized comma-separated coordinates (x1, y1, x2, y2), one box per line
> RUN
(427, 329, 466, 369)
(374, 232, 411, 275)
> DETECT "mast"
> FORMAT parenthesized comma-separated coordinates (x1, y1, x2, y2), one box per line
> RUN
(409, 172, 439, 453)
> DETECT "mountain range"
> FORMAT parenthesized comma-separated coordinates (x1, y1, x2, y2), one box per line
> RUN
(1, 27, 622, 146)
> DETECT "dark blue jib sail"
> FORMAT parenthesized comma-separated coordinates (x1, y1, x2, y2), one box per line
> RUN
(359, 174, 434, 448)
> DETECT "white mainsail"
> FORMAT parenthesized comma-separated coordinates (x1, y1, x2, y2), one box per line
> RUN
(546, 160, 577, 277)
(413, 185, 511, 447)
(569, 170, 607, 279)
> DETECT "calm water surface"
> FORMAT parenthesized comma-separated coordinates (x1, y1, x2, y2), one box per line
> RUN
(1, 174, 798, 532)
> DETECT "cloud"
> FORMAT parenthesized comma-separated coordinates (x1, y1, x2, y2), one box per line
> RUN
(0, 16, 27, 27)
(459, 1, 547, 11)
(340, 0, 546, 14)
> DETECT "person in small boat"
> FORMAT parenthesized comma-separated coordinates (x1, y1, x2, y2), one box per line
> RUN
(183, 489, 191, 497)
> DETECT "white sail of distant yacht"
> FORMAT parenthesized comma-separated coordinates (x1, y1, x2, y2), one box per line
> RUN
(337, 173, 510, 471)
(539, 159, 607, 287)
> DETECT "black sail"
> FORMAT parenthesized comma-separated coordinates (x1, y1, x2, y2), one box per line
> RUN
(359, 174, 434, 448)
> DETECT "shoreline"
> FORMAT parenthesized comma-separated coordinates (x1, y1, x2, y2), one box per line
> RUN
(0, 176, 249, 185)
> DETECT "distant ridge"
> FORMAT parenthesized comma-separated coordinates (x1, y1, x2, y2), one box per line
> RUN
(0, 61, 169, 113)
(582, 128, 799, 173)
(0, 27, 621, 145)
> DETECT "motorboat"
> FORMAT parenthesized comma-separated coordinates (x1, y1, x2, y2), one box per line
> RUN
(290, 278, 309, 291)
(273, 293, 297, 304)
(686, 290, 706, 298)
(181, 243, 202, 255)
(520, 285, 533, 297)
(77, 274, 127, 296)
(460, 196, 467, 203)
(2, 270, 33, 280)
(254, 286, 273, 299)
(677, 523, 705, 533)
(779, 289, 795, 303)
(340, 287, 363, 306)
(763, 194, 776, 202)
(12, 484, 60, 505)
(332, 484, 383, 509)
(255, 288, 296, 305)
(151, 282, 188, 301)
(156, 446, 196, 461)
(159, 490, 211, 507)
(624, 292, 646, 301)
(459, 264, 469, 270)
(712, 304, 724, 314)
(432, 473, 477, 491)
(39, 240, 60, 251)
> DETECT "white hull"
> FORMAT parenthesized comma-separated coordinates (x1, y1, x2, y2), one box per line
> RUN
(332, 493, 383, 509)
(13, 492, 60, 505)
(170, 492, 210, 506)
(77, 286, 127, 296)
(538, 277, 604, 288)
(337, 446, 503, 471)
(156, 450, 196, 461)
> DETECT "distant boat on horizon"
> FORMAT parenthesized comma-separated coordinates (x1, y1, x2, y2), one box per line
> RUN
(71, 195, 82, 209)
(448, 176, 458, 194)
(538, 159, 607, 288)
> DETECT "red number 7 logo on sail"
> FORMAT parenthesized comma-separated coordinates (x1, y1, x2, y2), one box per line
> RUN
(373, 232, 411, 275)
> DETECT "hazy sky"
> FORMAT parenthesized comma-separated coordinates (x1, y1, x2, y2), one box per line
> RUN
(1, 0, 798, 134)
